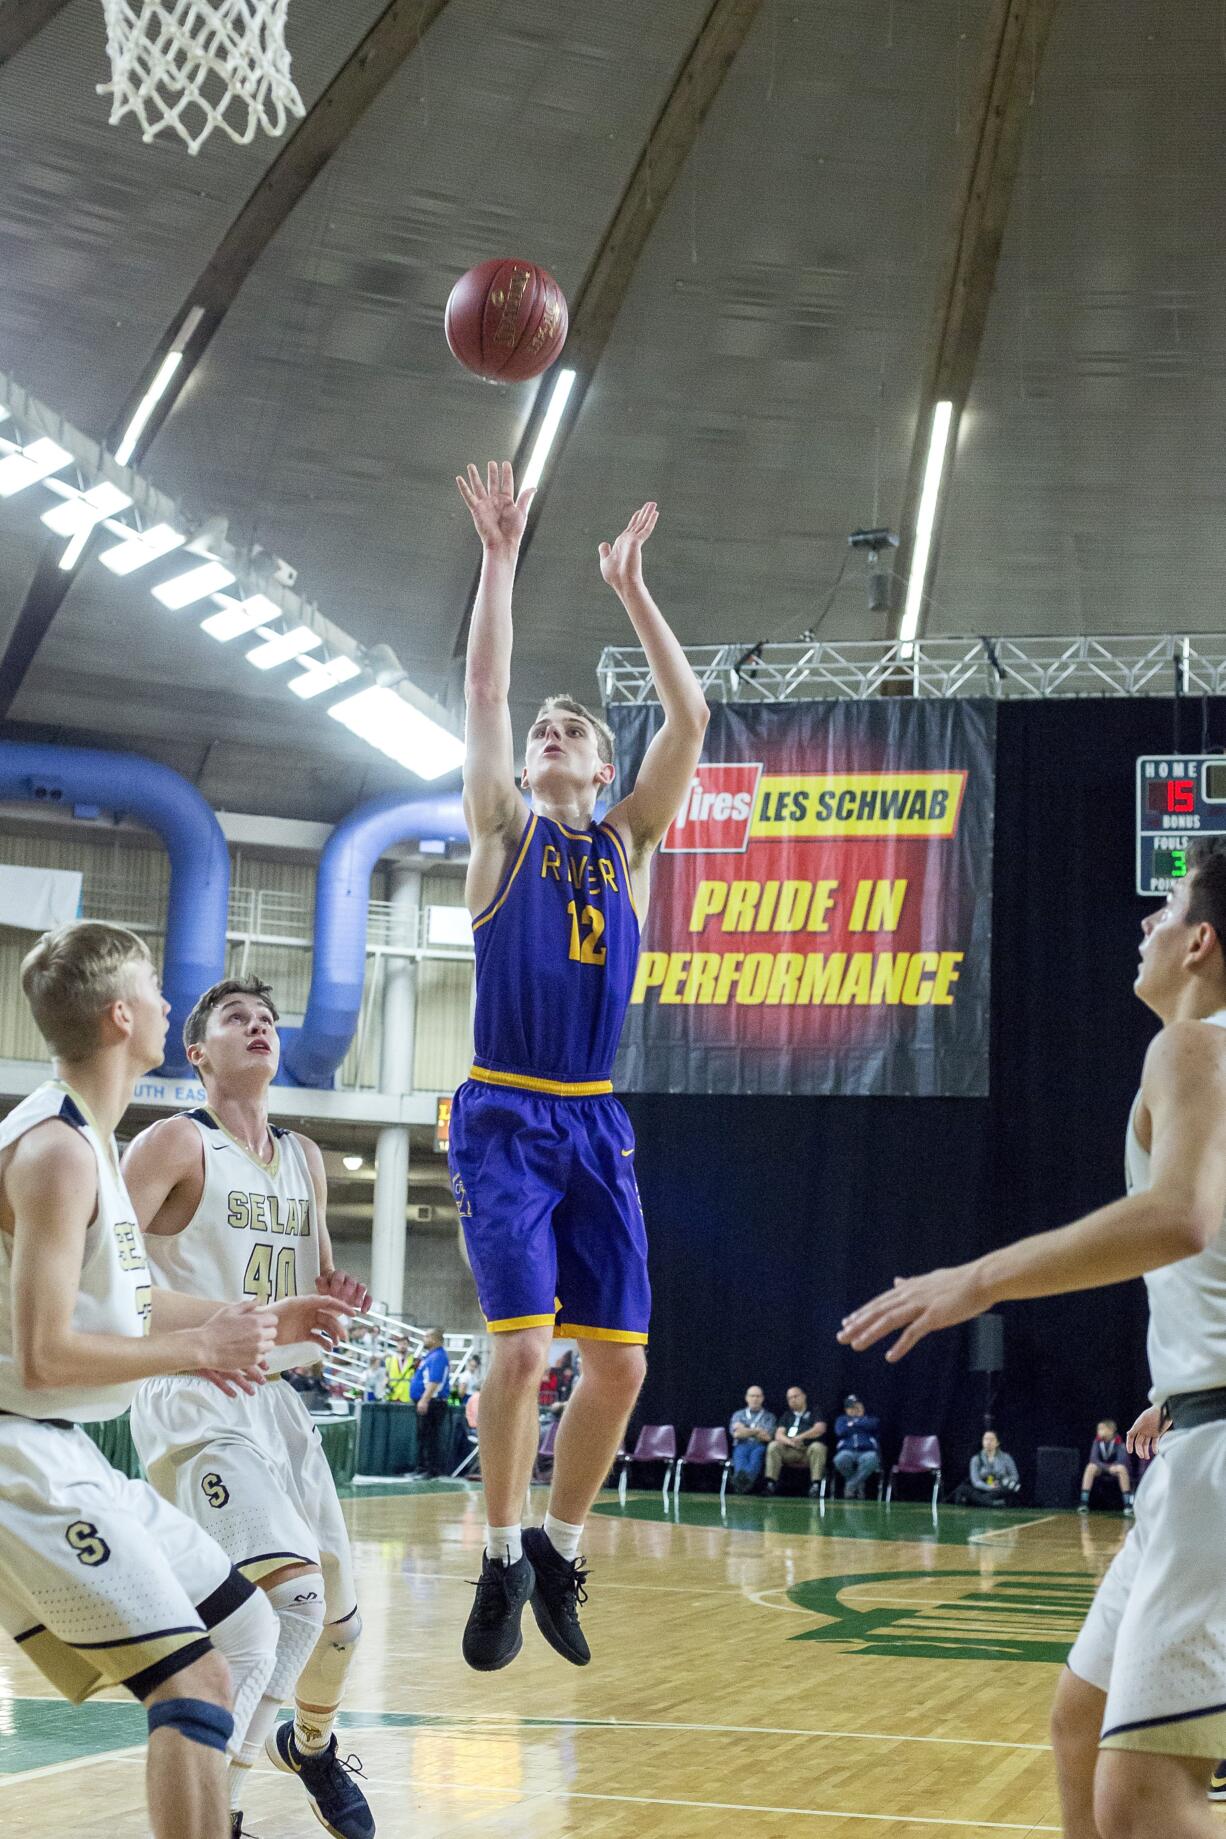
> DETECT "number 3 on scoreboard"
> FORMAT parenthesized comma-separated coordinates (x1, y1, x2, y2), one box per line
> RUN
(242, 1243, 298, 1303)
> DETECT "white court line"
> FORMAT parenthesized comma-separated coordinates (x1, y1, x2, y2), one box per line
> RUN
(362, 1770, 1060, 1830)
(745, 1585, 812, 1613)
(345, 1709, 1053, 1752)
(0, 1746, 143, 1787)
(968, 1516, 1060, 1544)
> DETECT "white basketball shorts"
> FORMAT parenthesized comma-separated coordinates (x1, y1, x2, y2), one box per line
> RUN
(131, 1374, 356, 1623)
(1067, 1421, 1226, 1754)
(0, 1414, 244, 1701)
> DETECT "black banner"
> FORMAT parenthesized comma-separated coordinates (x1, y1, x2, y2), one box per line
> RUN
(611, 698, 996, 1096)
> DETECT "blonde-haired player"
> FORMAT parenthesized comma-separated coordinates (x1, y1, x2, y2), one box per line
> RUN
(124, 975, 374, 1839)
(0, 922, 345, 1839)
(841, 836, 1226, 1839)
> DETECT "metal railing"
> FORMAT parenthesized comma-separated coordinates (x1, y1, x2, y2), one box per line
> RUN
(323, 1313, 475, 1398)
(76, 875, 474, 960)
(599, 633, 1226, 704)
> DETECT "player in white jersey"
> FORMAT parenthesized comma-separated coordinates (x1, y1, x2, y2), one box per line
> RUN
(839, 835, 1226, 1839)
(1, 922, 348, 1839)
(124, 975, 376, 1839)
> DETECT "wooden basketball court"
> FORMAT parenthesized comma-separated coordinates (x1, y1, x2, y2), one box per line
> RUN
(0, 1481, 1165, 1837)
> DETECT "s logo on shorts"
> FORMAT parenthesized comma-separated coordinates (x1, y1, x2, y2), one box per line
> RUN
(201, 1472, 230, 1509)
(451, 1171, 472, 1219)
(65, 1520, 111, 1567)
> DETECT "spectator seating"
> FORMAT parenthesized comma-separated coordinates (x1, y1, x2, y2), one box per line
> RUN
(532, 1414, 559, 1484)
(822, 1464, 883, 1502)
(672, 1427, 731, 1502)
(617, 1423, 677, 1502)
(886, 1435, 942, 1506)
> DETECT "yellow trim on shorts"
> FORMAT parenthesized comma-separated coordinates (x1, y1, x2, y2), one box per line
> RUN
(471, 813, 537, 931)
(468, 1064, 613, 1097)
(1101, 1705, 1226, 1756)
(485, 1312, 559, 1333)
(238, 1551, 315, 1585)
(556, 1321, 649, 1345)
(15, 1623, 205, 1704)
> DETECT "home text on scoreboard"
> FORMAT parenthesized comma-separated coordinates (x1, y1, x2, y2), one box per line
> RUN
(1136, 755, 1226, 896)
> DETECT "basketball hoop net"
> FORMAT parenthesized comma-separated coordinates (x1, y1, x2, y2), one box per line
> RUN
(98, 0, 305, 156)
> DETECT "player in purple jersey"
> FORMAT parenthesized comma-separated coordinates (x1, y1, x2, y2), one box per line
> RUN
(452, 459, 708, 1671)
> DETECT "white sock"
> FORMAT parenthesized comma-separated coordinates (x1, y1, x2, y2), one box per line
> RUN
(543, 1512, 584, 1562)
(485, 1523, 523, 1564)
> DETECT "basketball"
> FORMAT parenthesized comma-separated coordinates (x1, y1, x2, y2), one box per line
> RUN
(444, 258, 569, 382)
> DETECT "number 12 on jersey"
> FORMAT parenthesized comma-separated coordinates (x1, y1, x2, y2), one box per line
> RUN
(566, 900, 606, 965)
(243, 1242, 297, 1303)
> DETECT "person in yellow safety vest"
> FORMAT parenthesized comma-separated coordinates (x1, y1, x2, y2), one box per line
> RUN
(386, 1335, 415, 1403)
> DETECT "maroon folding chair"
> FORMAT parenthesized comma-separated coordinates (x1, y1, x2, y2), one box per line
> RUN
(673, 1427, 731, 1502)
(617, 1424, 677, 1502)
(886, 1434, 943, 1507)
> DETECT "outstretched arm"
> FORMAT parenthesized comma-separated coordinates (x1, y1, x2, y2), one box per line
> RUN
(457, 461, 534, 843)
(838, 1020, 1226, 1362)
(601, 504, 709, 862)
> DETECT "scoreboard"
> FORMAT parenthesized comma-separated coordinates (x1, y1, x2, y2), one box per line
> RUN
(1136, 755, 1226, 894)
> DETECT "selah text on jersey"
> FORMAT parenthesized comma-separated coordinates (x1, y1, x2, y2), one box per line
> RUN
(469, 812, 641, 1092)
(142, 1108, 320, 1371)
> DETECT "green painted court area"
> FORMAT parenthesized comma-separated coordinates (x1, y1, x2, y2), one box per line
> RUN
(592, 1491, 1063, 1545)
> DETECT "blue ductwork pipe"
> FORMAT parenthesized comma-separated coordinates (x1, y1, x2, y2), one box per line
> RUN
(279, 791, 467, 1088)
(0, 743, 229, 1076)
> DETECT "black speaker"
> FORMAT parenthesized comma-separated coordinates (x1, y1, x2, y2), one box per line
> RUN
(968, 1313, 1004, 1373)
(1034, 1444, 1079, 1509)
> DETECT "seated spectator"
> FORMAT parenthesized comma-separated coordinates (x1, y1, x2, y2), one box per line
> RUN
(764, 1386, 827, 1496)
(454, 1353, 482, 1399)
(833, 1395, 881, 1498)
(385, 1334, 415, 1403)
(365, 1354, 389, 1402)
(1079, 1418, 1134, 1517)
(953, 1430, 1020, 1507)
(728, 1385, 776, 1493)
(549, 1349, 580, 1416)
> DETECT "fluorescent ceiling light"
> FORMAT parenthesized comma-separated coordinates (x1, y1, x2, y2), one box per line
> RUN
(287, 654, 362, 699)
(200, 594, 281, 641)
(328, 685, 466, 781)
(520, 368, 577, 494)
(342, 1155, 364, 1172)
(115, 352, 183, 467)
(0, 438, 72, 497)
(98, 521, 186, 575)
(900, 400, 954, 649)
(42, 481, 131, 538)
(152, 560, 235, 609)
(246, 625, 321, 671)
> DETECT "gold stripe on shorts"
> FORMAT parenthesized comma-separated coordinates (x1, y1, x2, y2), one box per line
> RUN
(15, 1623, 205, 1705)
(238, 1550, 315, 1585)
(1101, 1704, 1226, 1756)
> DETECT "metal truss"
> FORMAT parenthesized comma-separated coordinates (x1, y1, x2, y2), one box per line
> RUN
(598, 634, 1226, 705)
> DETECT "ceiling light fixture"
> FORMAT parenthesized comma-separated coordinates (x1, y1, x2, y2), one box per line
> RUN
(520, 368, 578, 495)
(900, 400, 954, 652)
(287, 654, 362, 699)
(328, 685, 466, 781)
(115, 353, 182, 468)
(43, 482, 134, 571)
(342, 1155, 363, 1172)
(200, 594, 281, 642)
(98, 520, 187, 575)
(245, 625, 322, 670)
(152, 560, 235, 609)
(0, 437, 73, 498)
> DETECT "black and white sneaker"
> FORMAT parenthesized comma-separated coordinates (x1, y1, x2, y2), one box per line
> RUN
(462, 1550, 536, 1671)
(266, 1721, 374, 1839)
(522, 1526, 592, 1667)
